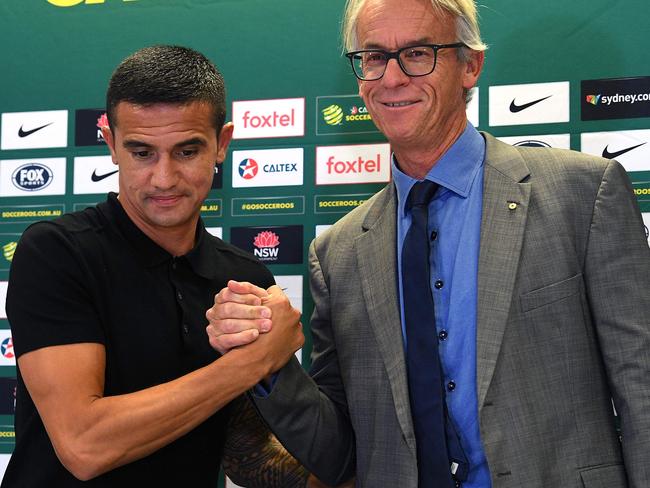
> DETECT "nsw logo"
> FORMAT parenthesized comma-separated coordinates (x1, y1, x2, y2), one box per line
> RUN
(75, 109, 108, 146)
(230, 225, 303, 264)
(238, 159, 259, 180)
(253, 231, 280, 260)
(12, 163, 53, 191)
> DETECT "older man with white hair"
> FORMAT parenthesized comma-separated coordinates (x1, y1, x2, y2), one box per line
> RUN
(207, 1, 650, 487)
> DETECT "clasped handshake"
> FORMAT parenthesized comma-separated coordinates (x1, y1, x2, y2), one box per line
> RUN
(205, 280, 304, 374)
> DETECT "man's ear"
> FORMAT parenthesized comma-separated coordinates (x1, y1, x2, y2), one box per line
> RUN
(101, 125, 118, 165)
(462, 50, 484, 91)
(216, 122, 234, 164)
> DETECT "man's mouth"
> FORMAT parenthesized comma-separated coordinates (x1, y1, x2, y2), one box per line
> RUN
(382, 101, 416, 107)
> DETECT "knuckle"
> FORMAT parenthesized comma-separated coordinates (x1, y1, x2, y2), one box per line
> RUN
(215, 289, 226, 304)
(220, 319, 238, 334)
(245, 306, 260, 319)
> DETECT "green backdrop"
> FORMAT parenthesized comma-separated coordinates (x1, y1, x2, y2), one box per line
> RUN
(0, 0, 649, 485)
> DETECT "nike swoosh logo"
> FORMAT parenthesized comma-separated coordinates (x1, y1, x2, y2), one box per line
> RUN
(509, 95, 552, 113)
(18, 122, 53, 138)
(602, 142, 646, 159)
(91, 169, 119, 182)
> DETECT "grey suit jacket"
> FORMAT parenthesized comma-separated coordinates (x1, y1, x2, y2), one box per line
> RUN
(253, 133, 650, 488)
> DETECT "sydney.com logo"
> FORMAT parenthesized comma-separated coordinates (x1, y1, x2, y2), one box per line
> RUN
(581, 76, 650, 121)
(586, 92, 650, 106)
(586, 94, 601, 106)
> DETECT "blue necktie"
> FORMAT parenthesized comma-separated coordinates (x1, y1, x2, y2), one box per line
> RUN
(402, 180, 469, 487)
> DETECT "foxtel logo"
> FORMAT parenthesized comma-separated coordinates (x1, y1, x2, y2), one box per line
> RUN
(232, 98, 304, 139)
(316, 143, 391, 185)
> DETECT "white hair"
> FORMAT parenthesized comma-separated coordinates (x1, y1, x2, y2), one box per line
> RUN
(341, 0, 488, 59)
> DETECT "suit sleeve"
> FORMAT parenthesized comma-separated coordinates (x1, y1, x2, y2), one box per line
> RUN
(583, 159, 650, 487)
(250, 240, 356, 486)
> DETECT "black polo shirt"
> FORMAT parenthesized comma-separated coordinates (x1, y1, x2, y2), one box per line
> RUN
(3, 193, 274, 487)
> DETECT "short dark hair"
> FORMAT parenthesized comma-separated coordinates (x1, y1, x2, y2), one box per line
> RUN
(106, 45, 226, 133)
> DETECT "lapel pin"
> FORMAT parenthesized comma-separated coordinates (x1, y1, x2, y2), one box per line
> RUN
(508, 202, 518, 210)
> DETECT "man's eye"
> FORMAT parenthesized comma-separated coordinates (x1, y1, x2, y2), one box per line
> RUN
(132, 151, 151, 159)
(403, 48, 433, 60)
(365, 52, 385, 63)
(179, 149, 198, 158)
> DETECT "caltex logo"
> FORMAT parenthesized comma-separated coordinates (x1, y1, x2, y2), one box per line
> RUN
(238, 159, 259, 179)
(586, 94, 601, 106)
(1, 337, 13, 359)
(322, 104, 344, 126)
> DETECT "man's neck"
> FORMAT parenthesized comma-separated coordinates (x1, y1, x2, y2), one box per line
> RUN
(392, 119, 467, 180)
(145, 226, 197, 257)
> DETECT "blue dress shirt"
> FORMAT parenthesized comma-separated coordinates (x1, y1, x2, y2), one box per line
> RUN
(393, 122, 491, 487)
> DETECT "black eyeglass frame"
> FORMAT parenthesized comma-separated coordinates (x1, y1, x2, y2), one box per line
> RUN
(345, 42, 468, 81)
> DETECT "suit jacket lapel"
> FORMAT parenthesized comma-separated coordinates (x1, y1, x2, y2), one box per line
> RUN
(355, 185, 416, 454)
(477, 134, 532, 410)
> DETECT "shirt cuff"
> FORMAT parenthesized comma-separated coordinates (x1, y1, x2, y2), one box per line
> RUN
(252, 373, 279, 397)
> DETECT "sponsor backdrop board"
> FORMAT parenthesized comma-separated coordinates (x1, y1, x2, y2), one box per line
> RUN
(1, 0, 649, 485)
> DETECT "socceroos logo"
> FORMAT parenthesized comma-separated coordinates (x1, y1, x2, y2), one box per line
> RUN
(48, 0, 137, 6)
(322, 105, 344, 126)
(322, 104, 372, 126)
(3, 242, 17, 263)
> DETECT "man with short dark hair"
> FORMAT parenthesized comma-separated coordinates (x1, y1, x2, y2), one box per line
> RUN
(207, 1, 650, 487)
(3, 45, 306, 487)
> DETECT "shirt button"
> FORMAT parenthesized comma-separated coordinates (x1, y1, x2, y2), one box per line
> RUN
(430, 230, 438, 241)
(177, 290, 183, 301)
(447, 381, 456, 392)
(182, 324, 189, 334)
(171, 261, 177, 270)
(434, 280, 444, 289)
(438, 330, 448, 341)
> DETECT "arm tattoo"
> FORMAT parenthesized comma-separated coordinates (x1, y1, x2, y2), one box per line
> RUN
(222, 395, 309, 488)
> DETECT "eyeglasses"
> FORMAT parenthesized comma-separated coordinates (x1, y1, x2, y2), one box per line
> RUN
(345, 42, 468, 81)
